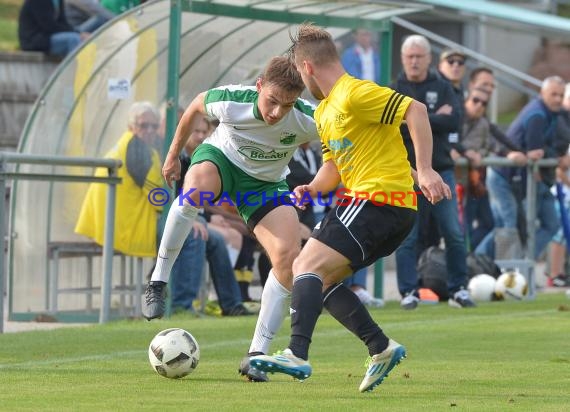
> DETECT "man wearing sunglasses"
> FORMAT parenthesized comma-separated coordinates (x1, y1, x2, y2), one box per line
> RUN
(461, 88, 495, 249)
(439, 48, 479, 163)
(392, 36, 475, 309)
(439, 49, 466, 90)
(438, 48, 466, 133)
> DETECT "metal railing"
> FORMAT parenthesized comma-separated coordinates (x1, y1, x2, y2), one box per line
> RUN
(0, 153, 122, 333)
(454, 156, 559, 260)
(373, 156, 559, 300)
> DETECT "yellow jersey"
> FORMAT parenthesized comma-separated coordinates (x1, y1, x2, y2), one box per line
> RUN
(316, 73, 417, 210)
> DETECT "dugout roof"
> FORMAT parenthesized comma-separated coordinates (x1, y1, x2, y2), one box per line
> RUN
(9, 0, 429, 320)
(416, 0, 570, 38)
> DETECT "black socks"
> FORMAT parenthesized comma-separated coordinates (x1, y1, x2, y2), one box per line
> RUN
(323, 283, 388, 356)
(288, 274, 323, 360)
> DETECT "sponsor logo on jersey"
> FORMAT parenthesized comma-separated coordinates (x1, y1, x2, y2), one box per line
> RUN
(328, 137, 353, 150)
(238, 146, 288, 161)
(334, 112, 346, 129)
(279, 131, 297, 145)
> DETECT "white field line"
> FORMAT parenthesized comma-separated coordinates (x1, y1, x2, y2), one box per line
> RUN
(0, 308, 555, 369)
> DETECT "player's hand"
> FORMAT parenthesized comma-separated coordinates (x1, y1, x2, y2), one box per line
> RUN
(162, 154, 182, 189)
(292, 184, 317, 210)
(417, 168, 452, 205)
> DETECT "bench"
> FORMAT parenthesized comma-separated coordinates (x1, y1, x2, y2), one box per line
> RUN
(47, 241, 144, 316)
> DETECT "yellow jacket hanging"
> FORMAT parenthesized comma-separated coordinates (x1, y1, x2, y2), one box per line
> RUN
(75, 131, 163, 257)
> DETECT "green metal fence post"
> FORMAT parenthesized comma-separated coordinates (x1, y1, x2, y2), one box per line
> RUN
(373, 258, 384, 299)
(163, 0, 182, 317)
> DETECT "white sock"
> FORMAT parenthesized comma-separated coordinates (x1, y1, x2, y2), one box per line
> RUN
(226, 245, 240, 267)
(151, 197, 199, 283)
(248, 269, 290, 355)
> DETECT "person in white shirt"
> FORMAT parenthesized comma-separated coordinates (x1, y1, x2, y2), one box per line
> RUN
(341, 29, 381, 84)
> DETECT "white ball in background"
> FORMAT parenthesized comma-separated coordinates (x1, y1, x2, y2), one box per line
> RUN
(468, 274, 497, 302)
(494, 271, 528, 301)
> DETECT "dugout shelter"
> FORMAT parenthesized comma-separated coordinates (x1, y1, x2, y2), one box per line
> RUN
(6, 0, 430, 323)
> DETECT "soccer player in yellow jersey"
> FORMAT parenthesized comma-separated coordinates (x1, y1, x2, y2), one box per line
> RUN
(250, 23, 451, 393)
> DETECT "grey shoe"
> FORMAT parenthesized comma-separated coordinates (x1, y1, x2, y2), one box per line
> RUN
(239, 354, 269, 382)
(448, 288, 476, 308)
(354, 288, 385, 308)
(400, 291, 419, 310)
(142, 281, 167, 320)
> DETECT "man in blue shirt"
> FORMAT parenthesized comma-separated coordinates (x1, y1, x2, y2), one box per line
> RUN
(477, 76, 566, 259)
(341, 29, 381, 84)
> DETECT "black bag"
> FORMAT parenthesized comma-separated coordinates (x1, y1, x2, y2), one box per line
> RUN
(417, 246, 449, 300)
(466, 253, 501, 279)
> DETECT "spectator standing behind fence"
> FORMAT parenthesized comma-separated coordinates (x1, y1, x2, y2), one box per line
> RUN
(469, 67, 527, 260)
(476, 76, 565, 260)
(341, 29, 381, 84)
(547, 83, 570, 287)
(460, 88, 495, 250)
(439, 49, 481, 164)
(18, 0, 90, 58)
(65, 0, 115, 33)
(392, 35, 475, 310)
(438, 48, 466, 141)
(75, 101, 162, 256)
(432, 48, 477, 251)
(467, 67, 524, 156)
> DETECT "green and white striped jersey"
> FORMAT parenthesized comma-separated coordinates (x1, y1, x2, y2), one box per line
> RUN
(203, 84, 318, 182)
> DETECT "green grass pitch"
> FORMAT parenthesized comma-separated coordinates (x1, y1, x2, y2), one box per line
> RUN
(0, 292, 569, 411)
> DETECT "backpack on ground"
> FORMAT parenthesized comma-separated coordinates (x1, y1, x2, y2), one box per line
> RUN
(466, 253, 501, 279)
(417, 246, 449, 300)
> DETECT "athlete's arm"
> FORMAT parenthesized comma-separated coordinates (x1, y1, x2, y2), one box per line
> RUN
(162, 92, 207, 187)
(411, 168, 418, 186)
(405, 100, 452, 204)
(293, 160, 340, 207)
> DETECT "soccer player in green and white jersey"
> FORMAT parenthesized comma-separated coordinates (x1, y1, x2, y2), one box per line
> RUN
(143, 56, 318, 382)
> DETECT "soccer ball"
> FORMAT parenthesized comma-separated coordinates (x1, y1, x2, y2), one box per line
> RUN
(494, 270, 528, 301)
(468, 273, 497, 302)
(148, 328, 200, 379)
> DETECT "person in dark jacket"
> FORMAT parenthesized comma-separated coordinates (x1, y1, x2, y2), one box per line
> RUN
(476, 76, 565, 260)
(18, 0, 89, 57)
(65, 0, 115, 33)
(392, 34, 475, 310)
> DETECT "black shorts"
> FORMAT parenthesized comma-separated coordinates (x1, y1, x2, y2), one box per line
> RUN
(312, 198, 416, 272)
